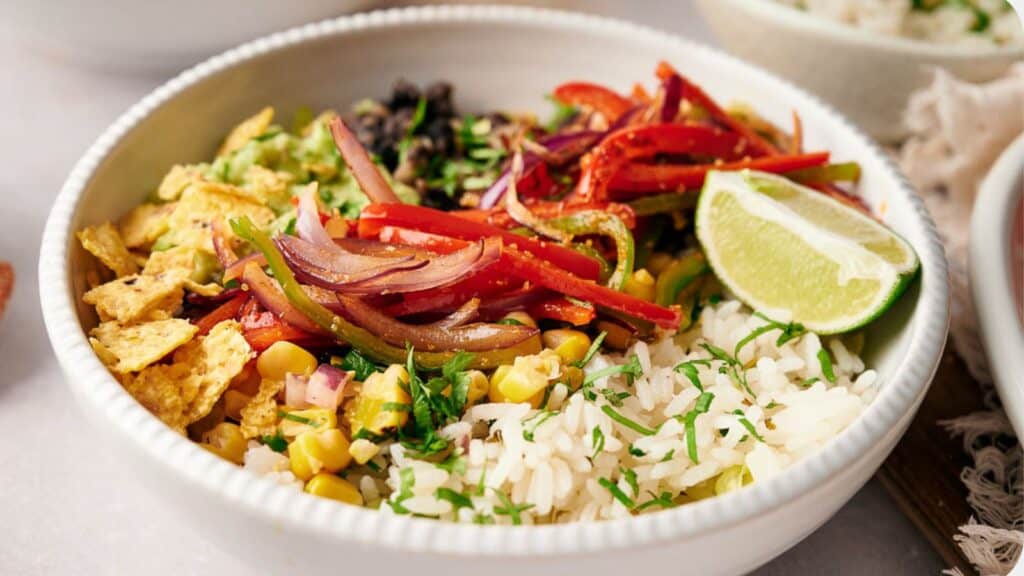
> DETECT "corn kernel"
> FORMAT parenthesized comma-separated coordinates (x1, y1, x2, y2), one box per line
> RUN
(488, 365, 513, 403)
(465, 370, 490, 405)
(561, 366, 585, 391)
(289, 428, 352, 480)
(223, 389, 252, 421)
(542, 329, 592, 364)
(346, 364, 410, 436)
(623, 269, 656, 302)
(348, 438, 380, 465)
(278, 407, 337, 438)
(201, 422, 247, 464)
(256, 341, 317, 381)
(492, 352, 558, 405)
(501, 311, 537, 328)
(304, 473, 364, 505)
(714, 465, 753, 495)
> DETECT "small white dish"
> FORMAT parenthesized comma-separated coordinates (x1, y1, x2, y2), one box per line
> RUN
(696, 0, 1024, 142)
(970, 132, 1024, 434)
(39, 6, 949, 575)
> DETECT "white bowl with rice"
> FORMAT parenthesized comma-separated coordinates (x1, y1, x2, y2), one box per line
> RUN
(39, 5, 949, 575)
(696, 0, 1024, 142)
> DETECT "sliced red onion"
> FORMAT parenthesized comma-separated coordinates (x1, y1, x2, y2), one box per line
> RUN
(223, 252, 266, 284)
(277, 234, 426, 288)
(211, 219, 239, 268)
(285, 373, 311, 408)
(282, 235, 501, 296)
(660, 74, 683, 123)
(240, 262, 326, 335)
(503, 151, 572, 243)
(477, 286, 550, 316)
(334, 293, 538, 352)
(329, 116, 401, 204)
(610, 104, 646, 132)
(295, 182, 334, 247)
(427, 298, 480, 329)
(333, 236, 434, 259)
(305, 364, 350, 410)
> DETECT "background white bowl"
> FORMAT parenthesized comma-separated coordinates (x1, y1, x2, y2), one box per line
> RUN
(970, 132, 1024, 436)
(696, 0, 1024, 142)
(39, 6, 949, 576)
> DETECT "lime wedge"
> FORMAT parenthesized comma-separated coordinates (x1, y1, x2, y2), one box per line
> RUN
(695, 170, 919, 334)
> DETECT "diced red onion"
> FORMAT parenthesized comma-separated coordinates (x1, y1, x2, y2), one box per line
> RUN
(305, 364, 350, 410)
(285, 373, 310, 408)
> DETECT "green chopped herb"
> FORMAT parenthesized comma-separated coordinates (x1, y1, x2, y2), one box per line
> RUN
(584, 353, 643, 386)
(544, 94, 578, 132)
(522, 410, 558, 442)
(339, 349, 383, 381)
(674, 359, 711, 392)
(591, 426, 606, 459)
(817, 348, 836, 383)
(599, 388, 631, 407)
(492, 490, 534, 525)
(621, 467, 639, 497)
(364, 459, 382, 472)
(473, 513, 496, 525)
(260, 433, 288, 453)
(495, 318, 524, 326)
(277, 410, 314, 425)
(435, 487, 474, 512)
(732, 409, 766, 442)
(381, 402, 412, 413)
(684, 392, 715, 464)
(598, 477, 636, 509)
(734, 313, 807, 356)
(708, 293, 723, 305)
(700, 343, 755, 397)
(398, 97, 428, 159)
(573, 330, 607, 369)
(634, 491, 677, 512)
(659, 448, 676, 463)
(799, 376, 819, 388)
(436, 453, 467, 475)
(628, 444, 648, 458)
(601, 405, 657, 436)
(388, 467, 416, 515)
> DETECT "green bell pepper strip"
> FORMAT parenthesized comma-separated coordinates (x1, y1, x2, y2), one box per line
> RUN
(785, 162, 861, 185)
(546, 210, 634, 291)
(655, 250, 710, 307)
(569, 242, 612, 284)
(627, 193, 696, 217)
(229, 216, 527, 369)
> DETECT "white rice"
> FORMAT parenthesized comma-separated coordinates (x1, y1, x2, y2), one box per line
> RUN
(772, 0, 1023, 46)
(358, 299, 878, 524)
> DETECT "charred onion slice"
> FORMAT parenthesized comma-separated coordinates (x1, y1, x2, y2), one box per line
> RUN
(334, 293, 537, 352)
(328, 116, 401, 204)
(277, 234, 425, 288)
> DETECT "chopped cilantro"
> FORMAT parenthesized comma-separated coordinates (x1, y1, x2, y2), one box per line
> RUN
(435, 487, 474, 513)
(700, 343, 755, 397)
(601, 405, 657, 436)
(591, 426, 606, 459)
(734, 313, 807, 356)
(387, 467, 416, 515)
(674, 359, 711, 392)
(628, 444, 648, 458)
(492, 490, 534, 525)
(495, 317, 524, 326)
(260, 433, 287, 453)
(817, 348, 836, 383)
(732, 409, 766, 442)
(621, 467, 639, 497)
(598, 477, 636, 509)
(436, 453, 467, 475)
(583, 353, 643, 386)
(277, 410, 314, 425)
(522, 410, 557, 441)
(634, 491, 677, 512)
(573, 330, 607, 369)
(339, 349, 383, 381)
(684, 392, 715, 464)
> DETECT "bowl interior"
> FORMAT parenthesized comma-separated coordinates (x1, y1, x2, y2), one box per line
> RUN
(51, 7, 947, 560)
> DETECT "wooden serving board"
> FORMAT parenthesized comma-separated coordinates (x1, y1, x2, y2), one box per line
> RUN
(877, 350, 987, 573)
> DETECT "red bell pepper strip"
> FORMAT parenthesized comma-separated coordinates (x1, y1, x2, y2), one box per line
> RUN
(529, 297, 596, 326)
(552, 82, 633, 123)
(656, 61, 779, 158)
(503, 247, 680, 330)
(383, 270, 519, 318)
(455, 200, 637, 230)
(237, 297, 322, 351)
(609, 151, 831, 195)
(359, 203, 602, 280)
(194, 293, 247, 335)
(574, 123, 750, 202)
(375, 226, 465, 254)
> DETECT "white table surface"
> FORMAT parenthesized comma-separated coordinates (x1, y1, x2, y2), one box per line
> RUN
(0, 1, 945, 574)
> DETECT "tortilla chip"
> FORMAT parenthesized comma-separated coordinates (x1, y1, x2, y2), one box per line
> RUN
(120, 202, 176, 249)
(123, 363, 192, 432)
(156, 165, 202, 202)
(183, 280, 223, 297)
(163, 183, 274, 252)
(242, 165, 293, 206)
(218, 107, 274, 157)
(173, 320, 252, 424)
(240, 377, 284, 439)
(89, 337, 119, 367)
(77, 222, 139, 278)
(90, 319, 198, 373)
(191, 179, 266, 206)
(141, 245, 195, 277)
(82, 272, 184, 323)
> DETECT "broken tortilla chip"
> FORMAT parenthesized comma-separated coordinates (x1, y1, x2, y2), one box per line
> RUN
(240, 377, 284, 439)
(173, 320, 252, 424)
(218, 107, 274, 157)
(162, 183, 274, 253)
(156, 165, 202, 202)
(119, 202, 176, 249)
(90, 319, 198, 373)
(77, 222, 139, 278)
(123, 363, 192, 433)
(83, 272, 184, 324)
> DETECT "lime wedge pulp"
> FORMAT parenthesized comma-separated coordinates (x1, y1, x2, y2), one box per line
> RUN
(695, 170, 919, 334)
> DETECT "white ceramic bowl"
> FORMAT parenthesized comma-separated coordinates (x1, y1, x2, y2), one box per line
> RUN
(696, 0, 1024, 143)
(39, 6, 949, 575)
(970, 132, 1024, 436)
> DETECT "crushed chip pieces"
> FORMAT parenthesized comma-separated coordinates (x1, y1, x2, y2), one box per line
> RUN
(239, 378, 284, 439)
(173, 320, 252, 424)
(90, 319, 198, 373)
(141, 245, 197, 278)
(123, 363, 192, 432)
(77, 222, 139, 278)
(242, 165, 293, 206)
(162, 184, 274, 253)
(157, 165, 202, 202)
(83, 273, 184, 324)
(218, 107, 274, 157)
(120, 202, 176, 249)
